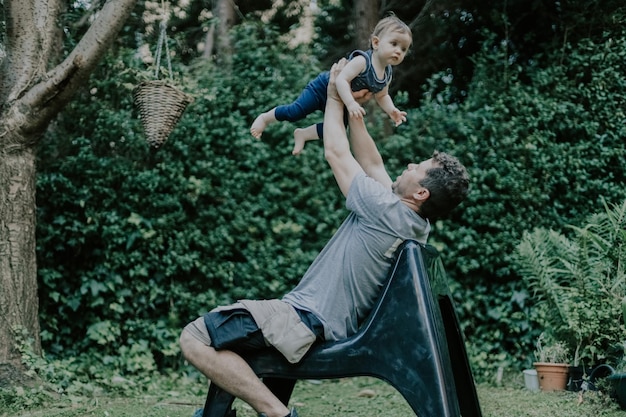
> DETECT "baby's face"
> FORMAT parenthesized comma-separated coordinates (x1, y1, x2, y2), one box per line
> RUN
(375, 31, 412, 65)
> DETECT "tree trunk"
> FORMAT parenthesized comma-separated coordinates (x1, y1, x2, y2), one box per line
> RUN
(0, 144, 39, 387)
(0, 0, 138, 386)
(214, 0, 238, 63)
(354, 0, 380, 50)
(203, 22, 216, 58)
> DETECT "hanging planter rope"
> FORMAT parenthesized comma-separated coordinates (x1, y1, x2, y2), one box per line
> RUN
(133, 16, 193, 149)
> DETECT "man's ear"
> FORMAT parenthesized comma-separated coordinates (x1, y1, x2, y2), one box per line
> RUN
(413, 187, 430, 202)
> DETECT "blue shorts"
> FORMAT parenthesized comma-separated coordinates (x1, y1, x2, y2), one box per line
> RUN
(185, 304, 324, 357)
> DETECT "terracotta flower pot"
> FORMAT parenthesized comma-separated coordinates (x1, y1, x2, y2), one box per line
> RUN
(534, 362, 569, 391)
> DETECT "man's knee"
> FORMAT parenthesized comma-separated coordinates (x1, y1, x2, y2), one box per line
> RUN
(179, 328, 195, 360)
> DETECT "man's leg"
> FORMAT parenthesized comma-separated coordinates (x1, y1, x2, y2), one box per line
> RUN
(180, 328, 291, 417)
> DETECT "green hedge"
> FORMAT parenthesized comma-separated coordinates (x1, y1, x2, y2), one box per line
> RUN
(36, 22, 626, 381)
(37, 23, 345, 371)
(411, 31, 626, 375)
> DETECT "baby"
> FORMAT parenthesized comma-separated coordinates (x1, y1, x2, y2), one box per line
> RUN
(250, 15, 412, 155)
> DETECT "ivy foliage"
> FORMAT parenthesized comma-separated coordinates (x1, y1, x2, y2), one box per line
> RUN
(424, 30, 626, 376)
(36, 20, 626, 382)
(37, 22, 342, 369)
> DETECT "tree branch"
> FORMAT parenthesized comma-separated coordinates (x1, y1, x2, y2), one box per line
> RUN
(18, 0, 139, 135)
(1, 0, 64, 104)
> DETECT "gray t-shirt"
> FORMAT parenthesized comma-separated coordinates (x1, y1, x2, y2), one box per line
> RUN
(282, 172, 430, 341)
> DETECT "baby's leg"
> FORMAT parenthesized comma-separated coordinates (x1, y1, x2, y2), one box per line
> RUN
(250, 108, 277, 139)
(292, 125, 319, 155)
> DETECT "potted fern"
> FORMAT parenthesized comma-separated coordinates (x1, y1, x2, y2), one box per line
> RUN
(516, 199, 626, 373)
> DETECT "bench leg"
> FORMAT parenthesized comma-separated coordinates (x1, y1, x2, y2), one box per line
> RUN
(202, 382, 237, 417)
(263, 377, 296, 406)
(439, 295, 483, 417)
(202, 378, 296, 417)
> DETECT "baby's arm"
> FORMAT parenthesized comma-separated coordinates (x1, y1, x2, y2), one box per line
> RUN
(335, 56, 367, 119)
(375, 86, 407, 126)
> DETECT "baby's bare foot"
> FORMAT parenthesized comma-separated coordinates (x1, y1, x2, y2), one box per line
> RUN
(250, 113, 269, 139)
(292, 128, 318, 155)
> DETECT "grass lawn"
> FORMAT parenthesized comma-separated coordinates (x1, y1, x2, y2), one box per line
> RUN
(2, 375, 624, 417)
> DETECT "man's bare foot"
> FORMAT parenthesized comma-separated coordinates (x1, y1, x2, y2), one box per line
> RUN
(292, 128, 318, 155)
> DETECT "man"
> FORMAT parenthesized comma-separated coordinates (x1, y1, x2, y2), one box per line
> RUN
(179, 60, 470, 417)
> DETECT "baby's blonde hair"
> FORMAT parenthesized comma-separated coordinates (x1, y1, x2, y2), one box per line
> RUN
(371, 14, 412, 45)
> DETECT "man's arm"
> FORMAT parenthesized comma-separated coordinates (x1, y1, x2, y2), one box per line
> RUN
(323, 60, 364, 197)
(347, 117, 393, 189)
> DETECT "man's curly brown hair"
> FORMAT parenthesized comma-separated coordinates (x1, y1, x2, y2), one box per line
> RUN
(418, 151, 470, 220)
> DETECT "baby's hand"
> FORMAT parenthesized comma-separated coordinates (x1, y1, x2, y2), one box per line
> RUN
(346, 101, 366, 119)
(389, 108, 407, 126)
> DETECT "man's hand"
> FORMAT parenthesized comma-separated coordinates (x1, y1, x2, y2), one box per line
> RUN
(329, 59, 370, 119)
(327, 58, 348, 102)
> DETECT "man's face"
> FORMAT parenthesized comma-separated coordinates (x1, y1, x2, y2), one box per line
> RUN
(392, 159, 435, 197)
(352, 89, 373, 104)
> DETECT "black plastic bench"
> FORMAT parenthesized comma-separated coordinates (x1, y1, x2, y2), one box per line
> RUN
(200, 240, 482, 417)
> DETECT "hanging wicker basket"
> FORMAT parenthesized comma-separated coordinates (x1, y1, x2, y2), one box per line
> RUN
(133, 80, 193, 149)
(133, 12, 193, 149)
